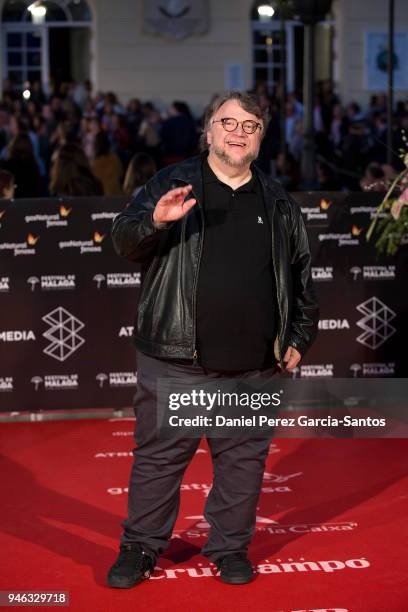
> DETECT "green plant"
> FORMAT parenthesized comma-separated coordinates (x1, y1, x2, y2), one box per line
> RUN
(366, 141, 408, 256)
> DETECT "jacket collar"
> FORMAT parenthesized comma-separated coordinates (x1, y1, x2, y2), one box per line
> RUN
(168, 152, 206, 183)
(167, 152, 206, 207)
(167, 151, 283, 209)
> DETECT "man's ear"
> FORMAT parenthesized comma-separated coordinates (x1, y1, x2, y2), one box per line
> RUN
(207, 130, 212, 145)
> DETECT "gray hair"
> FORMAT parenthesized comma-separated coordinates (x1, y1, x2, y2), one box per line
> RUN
(199, 90, 269, 150)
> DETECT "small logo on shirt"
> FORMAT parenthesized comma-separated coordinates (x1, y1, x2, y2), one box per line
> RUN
(257, 216, 264, 224)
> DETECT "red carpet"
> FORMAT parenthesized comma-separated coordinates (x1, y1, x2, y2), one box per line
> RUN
(0, 418, 407, 611)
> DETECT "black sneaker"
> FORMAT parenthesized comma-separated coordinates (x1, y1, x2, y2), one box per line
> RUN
(107, 544, 155, 589)
(215, 552, 254, 584)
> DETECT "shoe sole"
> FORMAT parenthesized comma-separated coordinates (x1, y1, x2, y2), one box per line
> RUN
(107, 575, 145, 589)
(219, 574, 254, 585)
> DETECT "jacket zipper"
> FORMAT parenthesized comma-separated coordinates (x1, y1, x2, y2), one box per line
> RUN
(191, 190, 204, 365)
(270, 200, 284, 367)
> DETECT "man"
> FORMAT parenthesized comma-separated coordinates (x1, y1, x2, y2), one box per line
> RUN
(108, 91, 319, 588)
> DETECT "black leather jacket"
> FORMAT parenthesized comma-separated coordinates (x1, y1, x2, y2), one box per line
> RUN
(111, 153, 319, 367)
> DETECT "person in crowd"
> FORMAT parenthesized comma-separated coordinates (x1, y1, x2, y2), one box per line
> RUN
(32, 115, 52, 195)
(26, 100, 39, 123)
(91, 130, 123, 196)
(97, 91, 124, 117)
(316, 161, 340, 191)
(340, 120, 371, 190)
(368, 113, 388, 165)
(0, 132, 40, 198)
(317, 79, 340, 133)
(0, 79, 406, 191)
(0, 108, 10, 151)
(382, 163, 398, 183)
(285, 100, 303, 159)
(1, 79, 15, 105)
(138, 102, 162, 165)
(313, 95, 324, 133)
(160, 100, 198, 165)
(0, 168, 15, 198)
(346, 101, 365, 124)
(49, 96, 65, 124)
(329, 103, 346, 150)
(107, 90, 318, 589)
(49, 120, 78, 156)
(4, 115, 47, 184)
(69, 80, 89, 110)
(126, 98, 144, 150)
(360, 162, 387, 192)
(49, 143, 103, 197)
(287, 91, 304, 118)
(275, 151, 300, 190)
(255, 94, 281, 174)
(369, 93, 387, 118)
(122, 152, 156, 197)
(80, 116, 100, 160)
(111, 112, 132, 167)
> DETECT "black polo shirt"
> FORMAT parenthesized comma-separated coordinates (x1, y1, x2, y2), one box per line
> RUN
(196, 158, 278, 371)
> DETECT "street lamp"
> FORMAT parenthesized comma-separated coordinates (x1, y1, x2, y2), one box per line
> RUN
(28, 1, 47, 24)
(257, 4, 275, 19)
(292, 0, 332, 187)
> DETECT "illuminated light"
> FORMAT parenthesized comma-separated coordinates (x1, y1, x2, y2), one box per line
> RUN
(28, 2, 47, 24)
(23, 89, 31, 100)
(28, 2, 47, 17)
(266, 36, 273, 46)
(257, 4, 275, 18)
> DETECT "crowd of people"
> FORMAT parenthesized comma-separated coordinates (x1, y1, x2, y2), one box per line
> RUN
(0, 78, 407, 199)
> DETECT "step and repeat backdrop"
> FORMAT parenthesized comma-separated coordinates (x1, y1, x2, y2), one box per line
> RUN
(0, 193, 406, 412)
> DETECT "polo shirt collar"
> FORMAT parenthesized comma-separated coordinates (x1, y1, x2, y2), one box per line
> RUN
(203, 157, 257, 192)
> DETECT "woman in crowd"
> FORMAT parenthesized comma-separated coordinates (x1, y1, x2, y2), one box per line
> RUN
(123, 152, 156, 197)
(0, 168, 15, 198)
(138, 102, 162, 165)
(80, 116, 100, 160)
(91, 131, 123, 196)
(0, 133, 40, 198)
(49, 143, 103, 197)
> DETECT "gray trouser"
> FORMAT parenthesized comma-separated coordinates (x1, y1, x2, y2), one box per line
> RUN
(121, 350, 276, 563)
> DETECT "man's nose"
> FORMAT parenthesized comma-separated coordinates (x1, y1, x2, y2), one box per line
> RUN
(234, 122, 246, 135)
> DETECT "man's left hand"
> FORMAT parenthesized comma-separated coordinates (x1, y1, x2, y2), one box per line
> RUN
(279, 346, 301, 371)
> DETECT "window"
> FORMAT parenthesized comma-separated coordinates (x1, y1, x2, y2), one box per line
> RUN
(2, 0, 92, 23)
(2, 0, 92, 91)
(4, 29, 44, 88)
(252, 18, 296, 94)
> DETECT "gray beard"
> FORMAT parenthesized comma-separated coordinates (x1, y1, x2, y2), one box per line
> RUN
(211, 144, 257, 167)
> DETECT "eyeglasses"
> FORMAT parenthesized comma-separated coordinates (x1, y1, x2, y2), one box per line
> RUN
(212, 117, 262, 134)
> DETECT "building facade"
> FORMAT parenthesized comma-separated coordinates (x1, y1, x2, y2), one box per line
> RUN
(0, 0, 407, 114)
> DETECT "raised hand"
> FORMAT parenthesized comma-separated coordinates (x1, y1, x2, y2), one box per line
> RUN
(153, 185, 197, 225)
